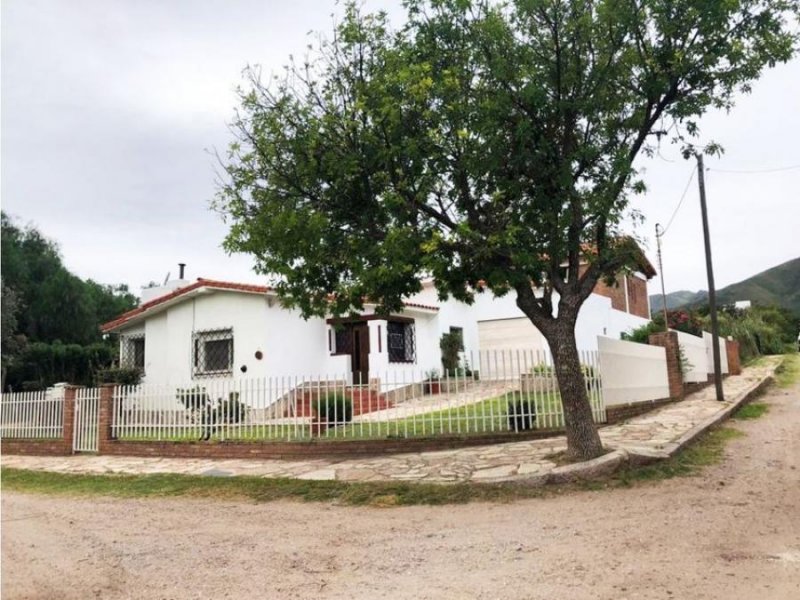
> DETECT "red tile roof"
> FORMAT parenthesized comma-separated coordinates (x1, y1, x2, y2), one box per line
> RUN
(101, 278, 439, 332)
(100, 278, 273, 332)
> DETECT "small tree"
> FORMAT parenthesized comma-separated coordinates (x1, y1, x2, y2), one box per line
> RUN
(440, 331, 463, 375)
(218, 1, 798, 460)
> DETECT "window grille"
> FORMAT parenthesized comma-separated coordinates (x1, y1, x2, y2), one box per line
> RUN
(387, 321, 415, 363)
(193, 329, 234, 377)
(120, 334, 145, 372)
(334, 327, 353, 354)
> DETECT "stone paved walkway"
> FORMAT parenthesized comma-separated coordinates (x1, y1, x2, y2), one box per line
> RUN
(2, 357, 780, 484)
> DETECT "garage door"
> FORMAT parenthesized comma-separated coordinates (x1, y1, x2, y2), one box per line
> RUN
(477, 318, 547, 376)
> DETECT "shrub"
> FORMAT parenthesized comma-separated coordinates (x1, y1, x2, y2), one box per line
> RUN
(95, 367, 142, 386)
(175, 387, 247, 440)
(176, 386, 210, 415)
(530, 363, 555, 377)
(507, 399, 536, 432)
(439, 331, 463, 375)
(313, 393, 353, 425)
(215, 391, 248, 425)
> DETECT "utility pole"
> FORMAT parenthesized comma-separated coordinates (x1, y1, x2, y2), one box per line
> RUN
(696, 153, 724, 401)
(655, 223, 669, 331)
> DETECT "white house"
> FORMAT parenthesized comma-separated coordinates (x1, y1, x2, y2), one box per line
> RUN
(102, 258, 655, 386)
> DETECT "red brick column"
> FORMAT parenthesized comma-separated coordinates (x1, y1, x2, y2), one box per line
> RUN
(726, 339, 742, 375)
(649, 331, 684, 400)
(98, 383, 116, 453)
(62, 385, 78, 452)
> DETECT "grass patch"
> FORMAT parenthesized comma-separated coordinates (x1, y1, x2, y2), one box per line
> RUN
(733, 402, 769, 420)
(116, 391, 586, 442)
(775, 353, 800, 388)
(0, 467, 550, 506)
(609, 427, 744, 485)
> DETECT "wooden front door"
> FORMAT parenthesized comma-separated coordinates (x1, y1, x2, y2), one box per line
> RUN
(350, 324, 370, 384)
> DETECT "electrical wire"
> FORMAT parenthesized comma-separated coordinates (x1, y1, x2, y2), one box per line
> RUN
(660, 165, 697, 236)
(709, 164, 800, 174)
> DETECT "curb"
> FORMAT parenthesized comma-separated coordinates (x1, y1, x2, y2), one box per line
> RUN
(513, 366, 778, 486)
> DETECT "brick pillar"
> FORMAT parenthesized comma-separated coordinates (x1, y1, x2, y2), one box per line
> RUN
(98, 383, 116, 453)
(726, 339, 742, 375)
(649, 331, 684, 400)
(62, 385, 78, 452)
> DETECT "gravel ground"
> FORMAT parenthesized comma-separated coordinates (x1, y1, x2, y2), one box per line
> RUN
(3, 379, 799, 600)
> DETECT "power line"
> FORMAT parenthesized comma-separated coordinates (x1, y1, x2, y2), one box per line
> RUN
(661, 165, 697, 236)
(709, 164, 800, 174)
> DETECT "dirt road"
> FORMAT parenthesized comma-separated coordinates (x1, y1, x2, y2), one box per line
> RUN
(3, 380, 799, 600)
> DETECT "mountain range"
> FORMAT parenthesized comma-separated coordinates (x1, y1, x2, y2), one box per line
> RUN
(649, 257, 800, 316)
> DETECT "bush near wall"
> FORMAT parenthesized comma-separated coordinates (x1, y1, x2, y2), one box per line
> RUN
(623, 304, 797, 363)
(4, 341, 117, 390)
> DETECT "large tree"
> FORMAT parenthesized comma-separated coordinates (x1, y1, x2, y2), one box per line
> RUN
(217, 0, 798, 459)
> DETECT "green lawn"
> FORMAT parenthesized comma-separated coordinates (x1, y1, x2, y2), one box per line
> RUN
(116, 390, 592, 442)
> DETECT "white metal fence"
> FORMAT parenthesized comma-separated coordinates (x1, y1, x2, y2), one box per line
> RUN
(110, 350, 604, 442)
(0, 389, 65, 439)
(73, 387, 100, 452)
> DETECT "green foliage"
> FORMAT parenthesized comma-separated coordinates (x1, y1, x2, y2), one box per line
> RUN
(95, 367, 143, 387)
(4, 341, 116, 390)
(176, 388, 248, 436)
(218, 0, 798, 319)
(176, 386, 211, 416)
(217, 392, 248, 425)
(530, 363, 556, 377)
(217, 0, 798, 457)
(313, 393, 353, 425)
(733, 402, 769, 420)
(621, 319, 665, 344)
(666, 309, 704, 336)
(440, 331, 464, 375)
(0, 213, 138, 346)
(1, 213, 139, 390)
(704, 304, 797, 361)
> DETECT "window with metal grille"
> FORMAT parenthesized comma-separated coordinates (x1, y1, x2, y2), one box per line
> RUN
(387, 321, 415, 363)
(120, 334, 145, 372)
(334, 327, 353, 354)
(192, 329, 234, 377)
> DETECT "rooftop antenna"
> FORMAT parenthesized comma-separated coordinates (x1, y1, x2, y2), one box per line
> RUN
(163, 272, 170, 285)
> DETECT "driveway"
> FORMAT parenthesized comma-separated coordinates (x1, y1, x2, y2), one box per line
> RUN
(2, 377, 799, 600)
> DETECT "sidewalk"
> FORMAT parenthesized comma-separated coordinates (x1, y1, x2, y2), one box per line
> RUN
(1, 357, 780, 485)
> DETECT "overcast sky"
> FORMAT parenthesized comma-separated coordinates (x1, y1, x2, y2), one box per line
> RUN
(3, 0, 799, 300)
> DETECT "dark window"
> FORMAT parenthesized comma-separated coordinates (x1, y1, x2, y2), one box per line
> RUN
(387, 321, 415, 363)
(121, 334, 145, 372)
(334, 327, 353, 354)
(193, 329, 234, 377)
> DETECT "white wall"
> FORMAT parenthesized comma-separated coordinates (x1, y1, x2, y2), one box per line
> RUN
(674, 330, 708, 383)
(598, 336, 670, 406)
(127, 290, 350, 385)
(466, 288, 650, 352)
(703, 332, 729, 375)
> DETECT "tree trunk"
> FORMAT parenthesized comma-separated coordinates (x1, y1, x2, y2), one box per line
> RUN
(545, 322, 605, 461)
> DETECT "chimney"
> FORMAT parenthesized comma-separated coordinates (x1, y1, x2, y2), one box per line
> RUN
(178, 263, 186, 280)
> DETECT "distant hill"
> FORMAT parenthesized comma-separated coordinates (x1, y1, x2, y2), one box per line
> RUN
(650, 257, 800, 316)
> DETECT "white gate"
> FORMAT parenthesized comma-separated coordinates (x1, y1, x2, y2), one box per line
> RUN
(73, 388, 100, 452)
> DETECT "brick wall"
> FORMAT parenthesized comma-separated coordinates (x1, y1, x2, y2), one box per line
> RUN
(726, 339, 742, 375)
(98, 429, 566, 460)
(592, 274, 627, 311)
(626, 276, 650, 319)
(648, 331, 684, 400)
(605, 397, 677, 424)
